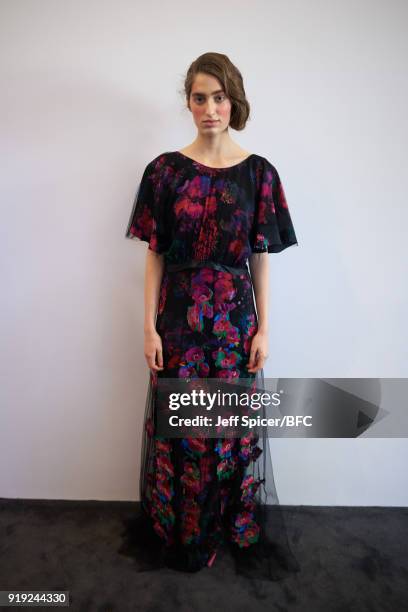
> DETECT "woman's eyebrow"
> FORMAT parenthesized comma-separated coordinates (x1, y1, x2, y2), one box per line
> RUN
(192, 89, 224, 96)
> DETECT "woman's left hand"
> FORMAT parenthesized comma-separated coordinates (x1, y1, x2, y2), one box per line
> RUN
(246, 330, 269, 373)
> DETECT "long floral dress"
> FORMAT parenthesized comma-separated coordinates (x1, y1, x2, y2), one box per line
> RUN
(121, 151, 300, 580)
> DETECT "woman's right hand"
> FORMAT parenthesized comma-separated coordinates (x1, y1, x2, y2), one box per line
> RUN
(144, 328, 165, 372)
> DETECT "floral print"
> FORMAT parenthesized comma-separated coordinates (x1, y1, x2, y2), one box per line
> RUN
(125, 151, 298, 572)
(126, 151, 298, 263)
(150, 438, 175, 543)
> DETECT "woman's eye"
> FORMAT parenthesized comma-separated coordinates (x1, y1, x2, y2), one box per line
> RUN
(194, 95, 225, 104)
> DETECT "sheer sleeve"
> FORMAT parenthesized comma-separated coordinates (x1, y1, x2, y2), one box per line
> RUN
(125, 159, 170, 254)
(250, 159, 298, 253)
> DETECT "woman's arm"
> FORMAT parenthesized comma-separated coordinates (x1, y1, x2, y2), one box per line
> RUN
(247, 252, 270, 373)
(144, 249, 165, 371)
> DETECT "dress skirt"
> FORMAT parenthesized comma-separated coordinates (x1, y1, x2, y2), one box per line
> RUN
(120, 262, 300, 581)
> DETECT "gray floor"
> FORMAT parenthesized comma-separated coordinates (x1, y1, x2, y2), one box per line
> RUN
(1, 499, 407, 611)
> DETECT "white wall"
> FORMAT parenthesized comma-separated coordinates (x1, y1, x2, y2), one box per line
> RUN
(1, 0, 407, 505)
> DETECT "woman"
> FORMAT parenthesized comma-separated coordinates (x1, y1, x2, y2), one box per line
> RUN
(121, 52, 300, 581)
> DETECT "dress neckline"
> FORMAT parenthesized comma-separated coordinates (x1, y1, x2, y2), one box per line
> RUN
(175, 151, 255, 171)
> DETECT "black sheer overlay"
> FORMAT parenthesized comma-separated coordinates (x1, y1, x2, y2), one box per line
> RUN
(119, 368, 300, 581)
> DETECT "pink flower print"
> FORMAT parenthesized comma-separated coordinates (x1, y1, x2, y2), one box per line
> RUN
(174, 196, 204, 220)
(181, 461, 201, 495)
(156, 454, 174, 478)
(213, 347, 241, 369)
(192, 268, 214, 284)
(201, 301, 213, 318)
(160, 504, 176, 525)
(238, 433, 257, 465)
(241, 474, 255, 489)
(235, 511, 252, 527)
(187, 303, 202, 332)
(217, 369, 240, 381)
(156, 474, 173, 501)
(155, 439, 172, 454)
(255, 233, 268, 250)
(240, 475, 262, 507)
(183, 437, 207, 457)
(216, 456, 238, 480)
(215, 438, 234, 457)
(215, 271, 233, 280)
(181, 498, 201, 544)
(214, 277, 236, 302)
(261, 170, 273, 198)
(225, 326, 240, 346)
(246, 314, 257, 336)
(186, 175, 206, 199)
(214, 301, 236, 316)
(205, 193, 218, 215)
(191, 284, 213, 304)
(185, 346, 205, 364)
(240, 432, 256, 446)
(133, 206, 153, 238)
(257, 199, 268, 224)
(212, 315, 231, 337)
(229, 238, 247, 258)
(191, 284, 214, 321)
(195, 217, 219, 261)
(149, 468, 176, 544)
(178, 364, 198, 378)
(231, 512, 260, 548)
(187, 295, 213, 331)
(197, 361, 210, 377)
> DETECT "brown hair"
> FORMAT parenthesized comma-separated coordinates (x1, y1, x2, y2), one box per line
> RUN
(182, 52, 251, 131)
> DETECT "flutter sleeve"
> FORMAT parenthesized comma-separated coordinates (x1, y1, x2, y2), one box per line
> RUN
(250, 158, 298, 253)
(125, 159, 170, 254)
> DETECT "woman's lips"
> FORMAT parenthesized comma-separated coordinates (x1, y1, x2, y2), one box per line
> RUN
(203, 120, 219, 125)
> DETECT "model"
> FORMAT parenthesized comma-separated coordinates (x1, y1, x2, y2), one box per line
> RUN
(122, 52, 299, 581)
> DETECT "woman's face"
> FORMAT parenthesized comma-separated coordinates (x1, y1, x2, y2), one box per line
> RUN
(188, 72, 232, 134)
